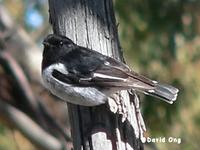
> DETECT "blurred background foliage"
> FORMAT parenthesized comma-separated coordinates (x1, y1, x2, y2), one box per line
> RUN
(0, 0, 200, 150)
(116, 0, 200, 150)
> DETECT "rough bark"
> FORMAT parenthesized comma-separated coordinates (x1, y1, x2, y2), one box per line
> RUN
(48, 0, 145, 149)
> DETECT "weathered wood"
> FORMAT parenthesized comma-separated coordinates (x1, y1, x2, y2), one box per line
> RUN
(48, 0, 145, 149)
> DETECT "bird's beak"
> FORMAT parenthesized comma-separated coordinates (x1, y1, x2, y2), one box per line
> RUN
(43, 41, 50, 47)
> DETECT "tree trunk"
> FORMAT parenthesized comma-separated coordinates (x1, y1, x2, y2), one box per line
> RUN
(48, 0, 145, 149)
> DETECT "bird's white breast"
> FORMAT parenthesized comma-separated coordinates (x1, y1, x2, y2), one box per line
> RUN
(42, 63, 108, 106)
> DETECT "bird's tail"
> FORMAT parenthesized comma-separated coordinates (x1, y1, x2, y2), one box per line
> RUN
(143, 83, 179, 104)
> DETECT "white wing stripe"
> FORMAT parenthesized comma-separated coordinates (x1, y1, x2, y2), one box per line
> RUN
(93, 73, 126, 81)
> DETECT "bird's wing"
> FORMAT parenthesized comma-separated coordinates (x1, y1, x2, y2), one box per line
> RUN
(53, 47, 156, 90)
(82, 57, 156, 90)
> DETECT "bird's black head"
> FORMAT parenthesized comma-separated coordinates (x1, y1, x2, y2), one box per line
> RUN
(43, 34, 75, 50)
(42, 34, 75, 69)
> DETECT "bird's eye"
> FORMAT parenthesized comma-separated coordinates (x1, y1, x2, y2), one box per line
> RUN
(59, 41, 63, 46)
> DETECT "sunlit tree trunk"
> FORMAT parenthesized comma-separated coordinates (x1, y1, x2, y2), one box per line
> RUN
(48, 0, 144, 149)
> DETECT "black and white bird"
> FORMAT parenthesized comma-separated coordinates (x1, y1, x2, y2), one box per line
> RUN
(42, 34, 179, 106)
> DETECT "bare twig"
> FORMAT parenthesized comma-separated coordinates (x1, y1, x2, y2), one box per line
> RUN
(0, 51, 46, 125)
(38, 100, 72, 141)
(0, 51, 71, 141)
(0, 99, 64, 150)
